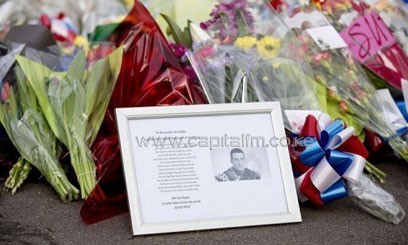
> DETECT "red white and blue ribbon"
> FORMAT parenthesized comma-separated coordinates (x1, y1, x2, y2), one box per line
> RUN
(290, 113, 369, 207)
(40, 13, 77, 45)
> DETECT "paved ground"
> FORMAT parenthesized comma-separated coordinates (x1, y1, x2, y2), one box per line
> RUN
(1, 161, 408, 245)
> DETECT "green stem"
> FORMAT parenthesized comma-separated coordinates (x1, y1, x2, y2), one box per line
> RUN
(4, 157, 31, 194)
(41, 152, 79, 202)
(364, 161, 386, 184)
(68, 136, 97, 199)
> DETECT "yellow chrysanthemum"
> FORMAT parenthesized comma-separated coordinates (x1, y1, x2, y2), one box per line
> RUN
(234, 36, 257, 51)
(73, 36, 89, 54)
(256, 36, 281, 59)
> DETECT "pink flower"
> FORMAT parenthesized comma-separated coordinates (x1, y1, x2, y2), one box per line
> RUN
(1, 83, 10, 102)
(313, 51, 331, 65)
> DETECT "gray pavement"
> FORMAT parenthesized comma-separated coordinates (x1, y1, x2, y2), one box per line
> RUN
(1, 161, 408, 244)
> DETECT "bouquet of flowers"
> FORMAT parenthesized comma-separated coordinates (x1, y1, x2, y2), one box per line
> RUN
(318, 0, 408, 91)
(0, 41, 24, 182)
(288, 112, 405, 224)
(273, 1, 408, 164)
(0, 0, 129, 36)
(178, 0, 389, 179)
(80, 0, 207, 224)
(0, 67, 79, 201)
(355, 0, 408, 54)
(185, 0, 404, 223)
(189, 0, 321, 112)
(13, 44, 123, 199)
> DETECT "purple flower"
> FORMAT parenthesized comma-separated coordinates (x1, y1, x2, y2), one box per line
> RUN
(169, 43, 188, 59)
(200, 0, 255, 42)
(183, 66, 198, 82)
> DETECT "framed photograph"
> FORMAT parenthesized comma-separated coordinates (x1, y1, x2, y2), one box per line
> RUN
(116, 102, 301, 235)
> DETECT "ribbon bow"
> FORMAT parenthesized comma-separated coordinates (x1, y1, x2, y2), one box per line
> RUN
(40, 13, 77, 44)
(291, 114, 369, 207)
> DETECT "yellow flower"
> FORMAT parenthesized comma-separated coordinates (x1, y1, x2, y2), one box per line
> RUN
(234, 36, 257, 51)
(122, 0, 134, 8)
(73, 36, 89, 54)
(256, 36, 281, 59)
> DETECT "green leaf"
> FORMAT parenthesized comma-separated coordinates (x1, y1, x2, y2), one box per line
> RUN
(85, 47, 123, 144)
(16, 56, 66, 143)
(67, 50, 86, 83)
(88, 23, 120, 42)
(183, 20, 193, 48)
(15, 67, 37, 113)
(161, 13, 190, 47)
(15, 47, 123, 199)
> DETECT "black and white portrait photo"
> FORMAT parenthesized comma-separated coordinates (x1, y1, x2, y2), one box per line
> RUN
(211, 148, 270, 182)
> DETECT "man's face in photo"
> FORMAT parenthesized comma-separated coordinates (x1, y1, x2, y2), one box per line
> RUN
(231, 152, 246, 172)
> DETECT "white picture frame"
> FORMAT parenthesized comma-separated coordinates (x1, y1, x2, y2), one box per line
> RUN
(116, 102, 301, 236)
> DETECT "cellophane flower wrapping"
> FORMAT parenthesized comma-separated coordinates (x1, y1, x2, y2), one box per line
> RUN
(276, 3, 367, 138)
(140, 0, 218, 39)
(15, 43, 123, 200)
(0, 42, 24, 134)
(0, 0, 129, 35)
(189, 0, 321, 114)
(355, 0, 408, 55)
(0, 66, 80, 202)
(276, 1, 405, 223)
(319, 0, 408, 91)
(348, 174, 405, 224)
(287, 112, 405, 223)
(80, 1, 207, 224)
(0, 42, 24, 180)
(274, 1, 408, 161)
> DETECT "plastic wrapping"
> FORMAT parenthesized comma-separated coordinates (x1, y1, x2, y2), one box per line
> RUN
(0, 42, 25, 181)
(319, 0, 408, 91)
(15, 44, 123, 199)
(80, 1, 207, 224)
(287, 111, 405, 223)
(275, 1, 408, 161)
(0, 67, 79, 201)
(274, 5, 366, 137)
(140, 0, 217, 39)
(189, 0, 320, 112)
(0, 42, 24, 102)
(79, 0, 129, 36)
(0, 0, 129, 37)
(355, 0, 408, 54)
(348, 174, 405, 224)
(0, 29, 55, 183)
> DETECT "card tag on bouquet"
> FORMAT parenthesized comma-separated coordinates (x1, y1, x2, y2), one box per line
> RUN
(306, 25, 348, 51)
(340, 11, 396, 63)
(285, 10, 330, 29)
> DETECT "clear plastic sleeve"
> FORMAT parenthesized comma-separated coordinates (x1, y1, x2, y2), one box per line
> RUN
(0, 42, 24, 96)
(0, 66, 79, 202)
(14, 43, 123, 200)
(188, 0, 320, 112)
(0, 0, 129, 36)
(276, 1, 408, 161)
(348, 174, 405, 224)
(319, 0, 408, 91)
(355, 0, 408, 54)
